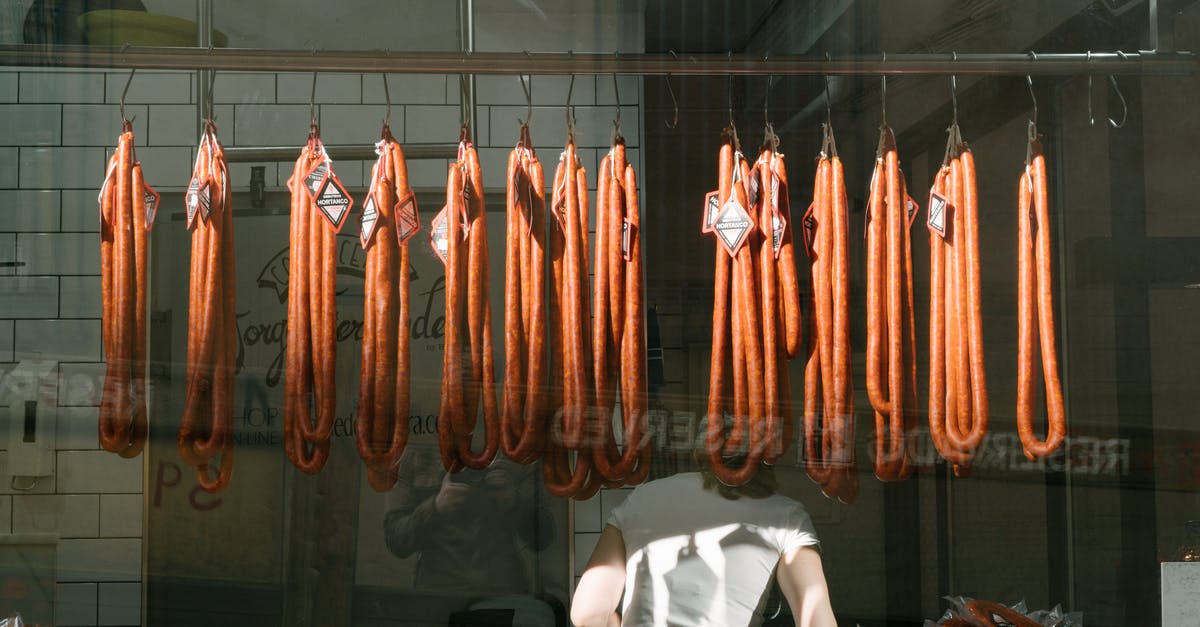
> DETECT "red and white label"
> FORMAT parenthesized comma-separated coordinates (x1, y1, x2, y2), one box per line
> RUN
(621, 217, 636, 261)
(359, 192, 379, 250)
(185, 175, 202, 230)
(430, 206, 450, 265)
(927, 191, 950, 239)
(701, 190, 719, 233)
(394, 192, 420, 246)
(314, 173, 354, 232)
(142, 182, 160, 231)
(801, 202, 817, 260)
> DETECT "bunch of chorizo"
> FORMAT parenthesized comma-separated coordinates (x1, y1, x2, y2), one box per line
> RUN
(284, 127, 351, 475)
(500, 125, 550, 466)
(544, 136, 602, 499)
(1016, 134, 1065, 460)
(704, 133, 769, 487)
(99, 120, 153, 458)
(801, 125, 857, 503)
(865, 126, 918, 482)
(178, 120, 236, 492)
(750, 137, 803, 465)
(435, 128, 500, 472)
(927, 125, 989, 476)
(591, 135, 650, 487)
(356, 124, 417, 491)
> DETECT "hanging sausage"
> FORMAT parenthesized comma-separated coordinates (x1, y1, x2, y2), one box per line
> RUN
(284, 120, 354, 475)
(99, 117, 156, 459)
(801, 123, 857, 503)
(591, 126, 650, 487)
(178, 119, 236, 492)
(544, 124, 603, 499)
(750, 126, 802, 465)
(434, 123, 500, 472)
(1016, 124, 1066, 460)
(927, 120, 989, 476)
(865, 125, 919, 482)
(500, 122, 550, 465)
(356, 117, 418, 492)
(704, 128, 770, 487)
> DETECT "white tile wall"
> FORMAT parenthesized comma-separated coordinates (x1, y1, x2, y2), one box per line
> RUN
(16, 232, 97, 275)
(98, 494, 141, 538)
(56, 538, 140, 582)
(19, 146, 104, 189)
(0, 495, 11, 533)
(404, 105, 461, 144)
(321, 104, 396, 146)
(0, 104, 61, 146)
(0, 320, 11, 361)
(0, 450, 57, 494)
(0, 73, 16, 103)
(56, 451, 142, 494)
(57, 362, 104, 407)
(147, 104, 200, 147)
(61, 105, 149, 147)
(573, 532, 601, 576)
(57, 407, 100, 451)
(0, 233, 17, 276)
(212, 72, 275, 104)
(59, 276, 101, 318)
(0, 148, 17, 188)
(19, 72, 105, 104)
(364, 73, 448, 105)
(127, 146, 193, 192)
(56, 582, 98, 627)
(104, 71, 192, 105)
(278, 72, 361, 104)
(60, 190, 100, 232)
(98, 582, 140, 626)
(234, 103, 312, 146)
(0, 189, 62, 232)
(14, 319, 101, 362)
(574, 493, 602, 533)
(12, 494, 100, 537)
(0, 276, 59, 317)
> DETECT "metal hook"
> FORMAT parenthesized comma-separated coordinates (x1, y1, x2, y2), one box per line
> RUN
(612, 53, 623, 141)
(1026, 53, 1038, 140)
(205, 69, 216, 122)
(665, 50, 679, 129)
(459, 73, 471, 130)
(949, 51, 959, 127)
(1087, 52, 1096, 126)
(308, 71, 318, 129)
(119, 68, 135, 125)
(381, 73, 392, 130)
(880, 52, 888, 128)
(518, 73, 532, 128)
(565, 71, 577, 139)
(1107, 52, 1129, 129)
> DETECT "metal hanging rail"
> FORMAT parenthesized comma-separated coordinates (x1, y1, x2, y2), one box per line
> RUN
(0, 45, 1195, 76)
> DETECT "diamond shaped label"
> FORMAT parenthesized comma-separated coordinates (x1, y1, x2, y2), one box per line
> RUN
(430, 206, 450, 265)
(359, 192, 379, 250)
(801, 202, 817, 260)
(927, 191, 950, 239)
(714, 197, 753, 257)
(621, 217, 636, 261)
(770, 209, 786, 257)
(197, 179, 212, 223)
(314, 174, 354, 232)
(701, 190, 719, 233)
(304, 160, 329, 196)
(142, 182, 160, 232)
(185, 175, 201, 230)
(906, 194, 919, 228)
(395, 192, 420, 246)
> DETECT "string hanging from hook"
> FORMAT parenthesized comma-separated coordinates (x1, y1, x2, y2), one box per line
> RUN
(725, 51, 739, 152)
(880, 51, 888, 129)
(308, 71, 319, 137)
(943, 53, 963, 165)
(762, 71, 778, 150)
(459, 73, 472, 141)
(611, 57, 623, 143)
(204, 70, 216, 123)
(1025, 52, 1038, 144)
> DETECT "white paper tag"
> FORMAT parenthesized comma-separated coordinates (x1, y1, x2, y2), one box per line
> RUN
(927, 191, 950, 239)
(394, 192, 420, 246)
(714, 197, 753, 257)
(185, 175, 201, 230)
(305, 160, 329, 196)
(701, 190, 719, 233)
(771, 210, 786, 257)
(314, 174, 353, 232)
(621, 217, 635, 261)
(142, 182, 160, 231)
(359, 193, 379, 250)
(430, 206, 450, 265)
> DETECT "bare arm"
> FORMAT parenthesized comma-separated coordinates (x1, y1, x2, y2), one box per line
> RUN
(776, 545, 837, 627)
(570, 524, 626, 627)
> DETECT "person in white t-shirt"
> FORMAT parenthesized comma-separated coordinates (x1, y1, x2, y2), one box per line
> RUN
(570, 461, 837, 627)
